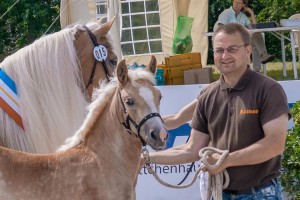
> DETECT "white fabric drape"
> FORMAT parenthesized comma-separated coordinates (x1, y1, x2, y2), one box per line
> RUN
(161, 0, 208, 66)
(60, 0, 96, 29)
(107, 0, 122, 60)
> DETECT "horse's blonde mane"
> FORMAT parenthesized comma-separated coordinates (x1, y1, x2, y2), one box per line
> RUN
(0, 23, 106, 153)
(57, 68, 156, 151)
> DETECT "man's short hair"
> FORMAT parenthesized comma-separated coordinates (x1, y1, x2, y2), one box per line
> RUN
(212, 23, 251, 45)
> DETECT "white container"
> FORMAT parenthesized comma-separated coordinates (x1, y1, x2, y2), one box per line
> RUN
(280, 19, 300, 27)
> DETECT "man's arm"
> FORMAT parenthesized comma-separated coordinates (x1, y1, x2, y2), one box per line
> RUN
(203, 113, 288, 174)
(243, 7, 257, 29)
(163, 99, 198, 130)
(143, 129, 210, 166)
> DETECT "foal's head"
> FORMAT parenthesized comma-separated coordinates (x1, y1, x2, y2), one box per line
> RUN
(116, 60, 168, 150)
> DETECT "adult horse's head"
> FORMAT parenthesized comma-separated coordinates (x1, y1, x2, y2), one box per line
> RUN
(73, 18, 118, 100)
(116, 59, 167, 150)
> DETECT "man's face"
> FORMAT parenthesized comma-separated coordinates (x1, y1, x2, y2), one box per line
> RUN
(213, 31, 251, 75)
(232, 0, 245, 12)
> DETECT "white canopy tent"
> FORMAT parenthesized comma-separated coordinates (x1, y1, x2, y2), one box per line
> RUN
(60, 0, 208, 66)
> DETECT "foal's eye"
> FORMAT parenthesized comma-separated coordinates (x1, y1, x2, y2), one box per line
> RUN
(125, 99, 134, 106)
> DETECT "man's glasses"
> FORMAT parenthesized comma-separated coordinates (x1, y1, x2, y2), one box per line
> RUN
(213, 44, 248, 55)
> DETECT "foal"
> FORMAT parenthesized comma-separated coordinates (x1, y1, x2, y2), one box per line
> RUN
(0, 60, 167, 200)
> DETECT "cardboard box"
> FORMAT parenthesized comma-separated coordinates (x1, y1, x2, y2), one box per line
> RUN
(166, 64, 202, 85)
(165, 52, 201, 68)
(184, 67, 213, 84)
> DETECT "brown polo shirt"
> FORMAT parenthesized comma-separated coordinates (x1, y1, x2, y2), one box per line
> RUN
(191, 67, 290, 191)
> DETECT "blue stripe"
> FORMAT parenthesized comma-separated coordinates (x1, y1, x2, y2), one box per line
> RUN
(166, 123, 191, 149)
(0, 69, 17, 94)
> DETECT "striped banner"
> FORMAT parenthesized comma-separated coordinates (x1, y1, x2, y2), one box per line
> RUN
(0, 68, 24, 129)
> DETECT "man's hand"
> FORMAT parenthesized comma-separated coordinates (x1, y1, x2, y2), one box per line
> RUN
(201, 153, 228, 175)
(243, 7, 254, 16)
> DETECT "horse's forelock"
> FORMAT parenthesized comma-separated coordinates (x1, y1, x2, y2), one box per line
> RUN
(71, 22, 117, 60)
(128, 68, 156, 87)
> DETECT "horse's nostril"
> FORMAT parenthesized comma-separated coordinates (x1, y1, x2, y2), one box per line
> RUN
(150, 130, 157, 140)
(164, 134, 169, 141)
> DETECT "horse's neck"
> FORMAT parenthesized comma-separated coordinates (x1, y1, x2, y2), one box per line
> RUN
(84, 104, 142, 182)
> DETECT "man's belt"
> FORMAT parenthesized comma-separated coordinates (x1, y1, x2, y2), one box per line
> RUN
(224, 178, 277, 195)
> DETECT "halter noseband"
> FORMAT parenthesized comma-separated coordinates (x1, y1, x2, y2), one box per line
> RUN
(83, 26, 111, 89)
(118, 91, 163, 146)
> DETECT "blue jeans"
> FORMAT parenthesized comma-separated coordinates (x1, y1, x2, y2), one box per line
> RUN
(222, 179, 282, 200)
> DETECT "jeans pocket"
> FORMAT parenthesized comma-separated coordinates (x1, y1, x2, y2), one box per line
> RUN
(259, 184, 282, 200)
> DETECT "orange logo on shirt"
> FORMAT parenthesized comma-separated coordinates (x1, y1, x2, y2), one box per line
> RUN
(240, 109, 259, 114)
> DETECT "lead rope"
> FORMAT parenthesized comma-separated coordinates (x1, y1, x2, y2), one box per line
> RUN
(142, 147, 230, 194)
(199, 147, 230, 200)
(142, 148, 201, 189)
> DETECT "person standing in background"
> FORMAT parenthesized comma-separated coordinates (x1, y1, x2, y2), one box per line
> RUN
(214, 0, 275, 72)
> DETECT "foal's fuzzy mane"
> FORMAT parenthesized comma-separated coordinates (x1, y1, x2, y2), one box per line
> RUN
(0, 22, 113, 153)
(57, 68, 156, 151)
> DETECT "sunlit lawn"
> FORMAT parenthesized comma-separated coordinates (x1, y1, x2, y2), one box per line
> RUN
(210, 62, 300, 81)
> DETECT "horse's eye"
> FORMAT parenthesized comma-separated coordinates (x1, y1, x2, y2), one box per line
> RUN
(110, 59, 118, 66)
(125, 99, 134, 106)
(159, 94, 163, 101)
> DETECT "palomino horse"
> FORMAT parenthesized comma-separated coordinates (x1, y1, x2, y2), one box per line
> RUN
(0, 60, 167, 200)
(0, 18, 118, 153)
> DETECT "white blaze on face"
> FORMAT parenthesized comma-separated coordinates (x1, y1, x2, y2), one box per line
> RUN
(139, 86, 167, 142)
(139, 87, 157, 113)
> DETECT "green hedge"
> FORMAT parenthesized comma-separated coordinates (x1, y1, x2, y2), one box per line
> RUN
(281, 101, 300, 198)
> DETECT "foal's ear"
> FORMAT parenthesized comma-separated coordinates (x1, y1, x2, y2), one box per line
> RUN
(97, 16, 115, 35)
(145, 55, 157, 75)
(117, 59, 128, 85)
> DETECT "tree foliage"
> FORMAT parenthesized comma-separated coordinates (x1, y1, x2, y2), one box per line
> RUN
(281, 101, 300, 198)
(0, 0, 60, 61)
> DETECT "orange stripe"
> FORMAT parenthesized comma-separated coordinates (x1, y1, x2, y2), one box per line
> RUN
(0, 85, 19, 106)
(0, 97, 24, 129)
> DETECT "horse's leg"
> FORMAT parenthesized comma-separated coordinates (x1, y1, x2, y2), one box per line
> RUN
(132, 174, 138, 200)
(132, 158, 144, 200)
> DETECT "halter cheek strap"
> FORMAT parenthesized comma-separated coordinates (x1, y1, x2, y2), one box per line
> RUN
(118, 91, 163, 146)
(83, 26, 110, 89)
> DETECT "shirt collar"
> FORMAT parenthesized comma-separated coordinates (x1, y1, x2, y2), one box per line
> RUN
(230, 6, 241, 16)
(220, 65, 253, 91)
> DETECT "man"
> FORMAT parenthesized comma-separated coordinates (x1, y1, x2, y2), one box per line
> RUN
(214, 0, 275, 72)
(143, 23, 290, 199)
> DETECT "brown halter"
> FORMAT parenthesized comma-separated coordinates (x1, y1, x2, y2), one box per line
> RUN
(83, 25, 111, 89)
(118, 91, 163, 146)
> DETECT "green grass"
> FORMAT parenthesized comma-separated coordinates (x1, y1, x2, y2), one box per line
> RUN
(210, 62, 300, 81)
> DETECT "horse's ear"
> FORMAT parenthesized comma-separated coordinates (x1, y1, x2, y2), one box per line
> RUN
(117, 59, 128, 85)
(97, 16, 116, 35)
(145, 55, 157, 75)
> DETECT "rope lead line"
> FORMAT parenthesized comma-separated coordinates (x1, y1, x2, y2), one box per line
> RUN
(142, 147, 201, 189)
(142, 146, 230, 196)
(199, 147, 230, 200)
